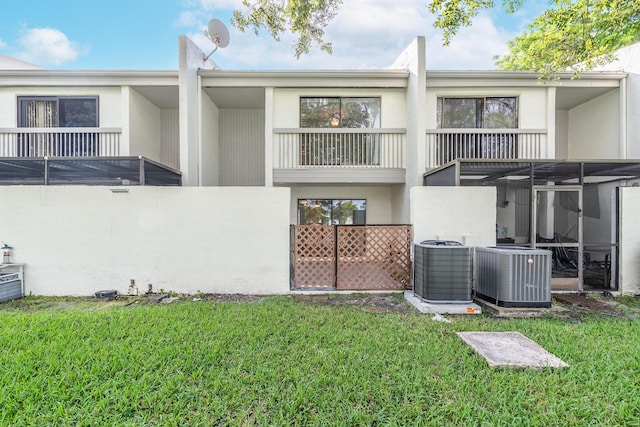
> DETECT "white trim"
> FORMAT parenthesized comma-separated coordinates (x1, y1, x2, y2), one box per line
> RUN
(265, 87, 274, 187)
(275, 128, 406, 134)
(620, 77, 627, 159)
(547, 87, 556, 158)
(0, 70, 178, 87)
(200, 70, 409, 88)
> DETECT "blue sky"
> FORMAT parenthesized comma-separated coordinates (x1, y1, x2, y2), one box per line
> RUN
(0, 0, 550, 71)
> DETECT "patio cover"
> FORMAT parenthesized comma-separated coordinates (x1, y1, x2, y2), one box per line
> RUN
(0, 156, 181, 186)
(424, 159, 640, 187)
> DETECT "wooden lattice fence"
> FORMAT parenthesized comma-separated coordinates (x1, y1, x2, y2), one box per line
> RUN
(291, 225, 335, 289)
(291, 225, 412, 290)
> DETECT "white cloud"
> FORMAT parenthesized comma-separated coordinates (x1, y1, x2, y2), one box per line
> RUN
(181, 0, 530, 71)
(176, 10, 203, 28)
(197, 0, 244, 9)
(17, 27, 87, 66)
(425, 14, 517, 70)
(0, 38, 7, 50)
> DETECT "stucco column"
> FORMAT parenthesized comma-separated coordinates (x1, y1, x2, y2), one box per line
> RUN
(390, 36, 426, 224)
(178, 36, 217, 186)
(537, 188, 555, 240)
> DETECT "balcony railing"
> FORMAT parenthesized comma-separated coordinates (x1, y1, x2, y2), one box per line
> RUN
(0, 127, 122, 157)
(274, 128, 405, 169)
(425, 129, 548, 168)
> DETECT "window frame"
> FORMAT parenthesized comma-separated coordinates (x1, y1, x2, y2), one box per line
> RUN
(436, 96, 518, 129)
(299, 96, 381, 129)
(297, 198, 367, 225)
(17, 95, 100, 128)
(298, 97, 382, 166)
(435, 96, 520, 162)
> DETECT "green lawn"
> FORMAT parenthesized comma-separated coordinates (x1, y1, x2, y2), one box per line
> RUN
(1, 295, 639, 426)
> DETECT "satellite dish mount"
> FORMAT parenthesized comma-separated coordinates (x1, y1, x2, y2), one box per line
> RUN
(203, 19, 230, 61)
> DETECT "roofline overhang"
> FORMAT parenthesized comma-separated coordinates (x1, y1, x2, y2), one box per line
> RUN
(0, 70, 179, 87)
(199, 69, 410, 88)
(426, 70, 626, 88)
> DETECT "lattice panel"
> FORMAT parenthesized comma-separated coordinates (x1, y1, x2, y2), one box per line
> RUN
(292, 225, 335, 288)
(336, 226, 412, 290)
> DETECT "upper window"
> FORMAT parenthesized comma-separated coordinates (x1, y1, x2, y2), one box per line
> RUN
(18, 96, 98, 128)
(16, 97, 99, 157)
(437, 97, 517, 129)
(300, 97, 380, 128)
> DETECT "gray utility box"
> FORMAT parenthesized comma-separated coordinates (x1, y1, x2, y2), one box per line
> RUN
(413, 241, 473, 303)
(475, 247, 551, 308)
(0, 264, 24, 303)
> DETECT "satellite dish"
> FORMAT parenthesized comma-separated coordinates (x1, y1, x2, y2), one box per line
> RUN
(203, 19, 230, 61)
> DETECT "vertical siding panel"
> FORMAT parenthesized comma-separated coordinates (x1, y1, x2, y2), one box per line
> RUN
(160, 109, 180, 170)
(220, 109, 265, 186)
(556, 110, 569, 160)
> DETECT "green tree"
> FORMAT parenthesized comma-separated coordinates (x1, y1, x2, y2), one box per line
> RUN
(303, 205, 326, 224)
(232, 0, 342, 58)
(427, 0, 525, 45)
(495, 0, 640, 77)
(231, 0, 640, 76)
(332, 201, 357, 224)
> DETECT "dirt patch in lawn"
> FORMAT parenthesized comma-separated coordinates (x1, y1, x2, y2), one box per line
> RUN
(3, 291, 638, 319)
(293, 293, 412, 313)
(553, 293, 618, 314)
(552, 293, 640, 318)
(103, 292, 640, 318)
(190, 294, 265, 303)
(294, 292, 640, 318)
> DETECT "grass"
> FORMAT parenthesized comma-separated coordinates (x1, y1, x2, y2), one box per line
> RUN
(1, 295, 639, 426)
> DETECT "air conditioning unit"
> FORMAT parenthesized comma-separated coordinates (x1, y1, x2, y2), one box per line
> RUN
(475, 246, 552, 308)
(0, 272, 23, 303)
(413, 241, 473, 303)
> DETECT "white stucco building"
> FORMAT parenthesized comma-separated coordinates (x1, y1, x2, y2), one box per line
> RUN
(2, 37, 640, 296)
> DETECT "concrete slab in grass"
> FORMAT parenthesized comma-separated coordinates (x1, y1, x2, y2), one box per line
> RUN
(405, 291, 482, 315)
(457, 331, 569, 369)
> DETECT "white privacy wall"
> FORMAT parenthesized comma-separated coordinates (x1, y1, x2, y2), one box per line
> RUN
(619, 187, 640, 294)
(410, 186, 496, 246)
(0, 187, 291, 296)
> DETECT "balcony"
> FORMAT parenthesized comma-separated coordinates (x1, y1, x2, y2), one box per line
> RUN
(273, 128, 406, 184)
(425, 129, 548, 169)
(0, 127, 121, 157)
(0, 128, 181, 186)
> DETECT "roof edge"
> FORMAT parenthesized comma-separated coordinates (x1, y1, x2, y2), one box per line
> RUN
(426, 70, 627, 80)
